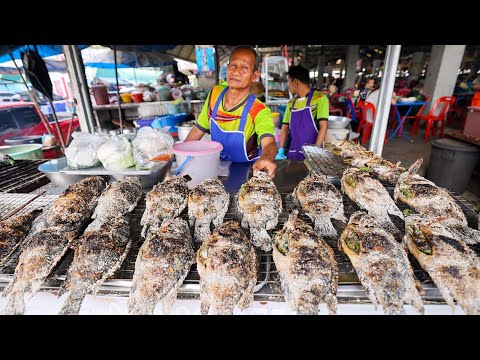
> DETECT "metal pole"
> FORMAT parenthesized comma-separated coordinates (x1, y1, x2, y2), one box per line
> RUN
(114, 46, 123, 134)
(369, 45, 401, 156)
(62, 45, 96, 134)
(46, 97, 66, 152)
(214, 45, 220, 84)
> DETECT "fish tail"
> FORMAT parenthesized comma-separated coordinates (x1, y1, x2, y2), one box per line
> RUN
(194, 222, 211, 244)
(313, 216, 337, 238)
(58, 287, 87, 315)
(250, 227, 272, 251)
(325, 293, 338, 315)
(128, 299, 157, 315)
(3, 287, 26, 315)
(297, 291, 319, 315)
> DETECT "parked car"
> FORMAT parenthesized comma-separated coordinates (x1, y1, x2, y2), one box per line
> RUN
(0, 102, 80, 146)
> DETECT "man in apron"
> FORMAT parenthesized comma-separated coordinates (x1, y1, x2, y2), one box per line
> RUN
(185, 46, 277, 178)
(276, 65, 329, 160)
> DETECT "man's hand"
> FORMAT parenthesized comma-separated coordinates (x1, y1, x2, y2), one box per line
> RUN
(253, 157, 277, 179)
(275, 148, 287, 160)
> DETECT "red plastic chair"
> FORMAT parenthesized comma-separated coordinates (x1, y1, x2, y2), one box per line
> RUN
(358, 102, 376, 145)
(411, 96, 455, 141)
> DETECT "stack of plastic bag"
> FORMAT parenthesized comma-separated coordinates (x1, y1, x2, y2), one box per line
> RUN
(97, 135, 135, 171)
(132, 127, 174, 170)
(65, 132, 106, 169)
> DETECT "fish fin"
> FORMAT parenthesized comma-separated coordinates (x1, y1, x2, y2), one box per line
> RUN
(325, 293, 338, 315)
(378, 216, 403, 240)
(128, 299, 157, 315)
(237, 282, 255, 311)
(407, 158, 423, 176)
(58, 287, 87, 315)
(313, 216, 337, 238)
(159, 286, 178, 315)
(200, 281, 210, 315)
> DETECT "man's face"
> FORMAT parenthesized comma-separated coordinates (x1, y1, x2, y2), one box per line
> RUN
(226, 49, 259, 90)
(287, 76, 298, 95)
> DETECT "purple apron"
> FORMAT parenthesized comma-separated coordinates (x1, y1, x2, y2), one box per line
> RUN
(287, 90, 318, 160)
(209, 87, 261, 163)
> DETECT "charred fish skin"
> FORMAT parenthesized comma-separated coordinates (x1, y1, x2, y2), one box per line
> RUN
(341, 167, 404, 238)
(272, 211, 338, 315)
(140, 175, 189, 237)
(2, 226, 77, 315)
(128, 219, 194, 315)
(92, 177, 142, 223)
(404, 214, 480, 315)
(197, 220, 257, 315)
(293, 173, 346, 238)
(340, 211, 424, 315)
(394, 159, 467, 226)
(58, 216, 132, 315)
(188, 178, 229, 244)
(0, 210, 42, 269)
(238, 171, 282, 251)
(45, 176, 107, 228)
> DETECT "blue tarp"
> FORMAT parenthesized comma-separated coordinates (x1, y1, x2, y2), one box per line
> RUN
(0, 45, 89, 63)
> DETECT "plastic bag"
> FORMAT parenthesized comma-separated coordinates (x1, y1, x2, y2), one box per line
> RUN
(132, 127, 174, 170)
(65, 132, 106, 169)
(97, 135, 135, 171)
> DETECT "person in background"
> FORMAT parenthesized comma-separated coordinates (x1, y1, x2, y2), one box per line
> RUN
(276, 65, 329, 160)
(184, 46, 277, 178)
(471, 75, 480, 106)
(357, 78, 376, 104)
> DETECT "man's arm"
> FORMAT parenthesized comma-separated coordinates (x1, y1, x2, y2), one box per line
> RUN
(315, 120, 328, 146)
(253, 136, 277, 178)
(184, 126, 206, 141)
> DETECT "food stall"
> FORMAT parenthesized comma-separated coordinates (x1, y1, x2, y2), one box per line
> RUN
(1, 140, 478, 314)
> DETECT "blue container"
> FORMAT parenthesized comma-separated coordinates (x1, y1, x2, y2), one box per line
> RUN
(135, 117, 156, 128)
(151, 113, 187, 135)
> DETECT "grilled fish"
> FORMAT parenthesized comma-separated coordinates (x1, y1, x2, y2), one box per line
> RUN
(0, 210, 42, 269)
(0, 153, 15, 166)
(341, 167, 404, 238)
(188, 178, 229, 244)
(2, 226, 77, 315)
(140, 175, 189, 237)
(91, 177, 142, 223)
(394, 159, 468, 226)
(340, 211, 424, 315)
(293, 173, 346, 237)
(57, 216, 131, 315)
(272, 211, 338, 315)
(404, 214, 480, 315)
(44, 176, 107, 228)
(128, 218, 194, 315)
(197, 220, 257, 315)
(238, 170, 282, 251)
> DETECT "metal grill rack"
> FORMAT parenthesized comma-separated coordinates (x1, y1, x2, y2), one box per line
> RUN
(0, 192, 58, 221)
(302, 145, 347, 180)
(0, 160, 49, 193)
(1, 188, 479, 303)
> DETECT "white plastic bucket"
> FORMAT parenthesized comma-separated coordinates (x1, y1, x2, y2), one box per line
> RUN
(324, 129, 350, 143)
(172, 140, 223, 189)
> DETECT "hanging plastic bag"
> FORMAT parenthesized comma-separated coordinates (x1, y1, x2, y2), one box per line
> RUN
(97, 134, 135, 171)
(132, 126, 174, 170)
(65, 132, 106, 169)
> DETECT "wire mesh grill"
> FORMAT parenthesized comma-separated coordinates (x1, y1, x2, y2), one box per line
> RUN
(1, 186, 479, 303)
(302, 145, 347, 179)
(0, 192, 58, 220)
(0, 160, 48, 193)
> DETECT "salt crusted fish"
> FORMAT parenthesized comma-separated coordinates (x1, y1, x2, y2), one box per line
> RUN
(140, 175, 189, 237)
(57, 217, 131, 315)
(272, 211, 338, 315)
(404, 214, 480, 315)
(91, 177, 142, 223)
(238, 170, 282, 251)
(197, 220, 256, 315)
(0, 210, 42, 269)
(341, 167, 404, 238)
(340, 211, 424, 315)
(394, 159, 468, 226)
(128, 218, 194, 315)
(188, 178, 229, 244)
(293, 172, 346, 237)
